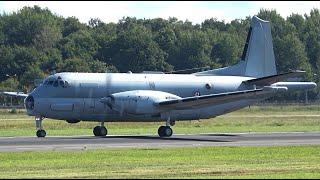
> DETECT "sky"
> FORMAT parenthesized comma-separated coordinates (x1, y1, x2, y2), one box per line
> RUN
(0, 1, 319, 24)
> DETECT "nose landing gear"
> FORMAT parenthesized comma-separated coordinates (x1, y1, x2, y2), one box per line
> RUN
(36, 129, 46, 137)
(35, 116, 46, 138)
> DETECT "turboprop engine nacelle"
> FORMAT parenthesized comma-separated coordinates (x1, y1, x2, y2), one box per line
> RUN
(100, 90, 181, 115)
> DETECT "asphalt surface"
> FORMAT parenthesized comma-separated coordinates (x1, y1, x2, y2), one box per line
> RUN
(0, 132, 319, 152)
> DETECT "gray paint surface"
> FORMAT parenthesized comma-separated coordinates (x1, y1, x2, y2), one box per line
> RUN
(0, 132, 319, 152)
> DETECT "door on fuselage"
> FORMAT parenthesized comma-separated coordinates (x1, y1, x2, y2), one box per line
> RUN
(80, 83, 98, 114)
(84, 98, 95, 114)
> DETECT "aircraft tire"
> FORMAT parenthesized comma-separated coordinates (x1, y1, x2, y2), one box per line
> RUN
(164, 126, 173, 137)
(93, 126, 108, 136)
(158, 126, 172, 137)
(100, 126, 108, 136)
(36, 129, 46, 138)
(158, 126, 165, 137)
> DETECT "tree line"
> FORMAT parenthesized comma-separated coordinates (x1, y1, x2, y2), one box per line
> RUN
(0, 6, 319, 102)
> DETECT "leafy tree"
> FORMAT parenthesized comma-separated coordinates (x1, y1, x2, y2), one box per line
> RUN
(88, 60, 107, 73)
(19, 65, 46, 91)
(57, 57, 91, 72)
(273, 33, 312, 79)
(202, 18, 227, 31)
(109, 24, 173, 72)
(58, 30, 99, 60)
(0, 77, 19, 91)
(2, 6, 61, 46)
(39, 48, 63, 74)
(211, 33, 242, 66)
(168, 30, 213, 70)
(33, 24, 62, 50)
(62, 17, 87, 37)
(303, 9, 320, 74)
(0, 45, 39, 81)
(287, 13, 305, 40)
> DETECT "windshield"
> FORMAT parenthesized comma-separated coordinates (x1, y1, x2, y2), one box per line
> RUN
(43, 75, 69, 88)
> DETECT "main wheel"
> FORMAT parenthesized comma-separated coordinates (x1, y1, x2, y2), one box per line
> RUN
(100, 126, 108, 136)
(163, 126, 173, 137)
(158, 126, 172, 137)
(93, 126, 108, 136)
(36, 129, 46, 138)
(158, 126, 165, 137)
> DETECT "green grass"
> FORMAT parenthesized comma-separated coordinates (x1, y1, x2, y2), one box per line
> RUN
(0, 146, 319, 178)
(0, 105, 320, 136)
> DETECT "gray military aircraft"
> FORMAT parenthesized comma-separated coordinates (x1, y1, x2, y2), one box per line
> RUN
(2, 16, 317, 138)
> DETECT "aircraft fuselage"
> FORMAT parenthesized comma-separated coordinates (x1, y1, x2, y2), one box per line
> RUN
(26, 72, 260, 122)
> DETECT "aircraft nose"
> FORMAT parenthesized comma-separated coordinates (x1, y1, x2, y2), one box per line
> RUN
(25, 95, 34, 111)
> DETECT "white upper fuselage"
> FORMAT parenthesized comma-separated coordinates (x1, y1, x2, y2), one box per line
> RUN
(44, 72, 253, 97)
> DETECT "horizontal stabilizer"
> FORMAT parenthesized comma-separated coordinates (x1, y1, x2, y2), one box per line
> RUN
(157, 87, 282, 110)
(272, 82, 317, 91)
(243, 71, 305, 86)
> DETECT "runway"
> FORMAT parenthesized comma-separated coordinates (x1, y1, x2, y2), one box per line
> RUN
(0, 132, 319, 152)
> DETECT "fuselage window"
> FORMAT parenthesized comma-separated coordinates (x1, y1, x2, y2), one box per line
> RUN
(59, 80, 65, 87)
(64, 81, 69, 87)
(53, 80, 59, 87)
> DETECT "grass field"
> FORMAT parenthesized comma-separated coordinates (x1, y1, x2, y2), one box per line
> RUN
(0, 146, 319, 178)
(0, 105, 319, 136)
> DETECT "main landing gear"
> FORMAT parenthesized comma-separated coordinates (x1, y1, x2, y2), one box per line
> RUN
(158, 117, 175, 137)
(93, 121, 108, 137)
(35, 116, 46, 138)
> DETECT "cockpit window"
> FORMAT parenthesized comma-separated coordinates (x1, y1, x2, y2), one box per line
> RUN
(44, 76, 69, 88)
(64, 81, 69, 87)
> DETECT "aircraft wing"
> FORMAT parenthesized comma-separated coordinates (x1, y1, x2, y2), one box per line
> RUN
(243, 70, 305, 86)
(157, 87, 286, 110)
(1, 91, 28, 98)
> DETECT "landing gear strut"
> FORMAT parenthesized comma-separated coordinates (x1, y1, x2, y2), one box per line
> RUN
(35, 116, 46, 138)
(158, 116, 174, 137)
(93, 121, 107, 137)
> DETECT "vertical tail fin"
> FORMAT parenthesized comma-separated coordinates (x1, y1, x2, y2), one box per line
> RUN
(194, 16, 277, 78)
(242, 16, 277, 77)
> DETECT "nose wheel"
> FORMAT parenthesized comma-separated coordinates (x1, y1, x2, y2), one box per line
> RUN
(36, 129, 46, 137)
